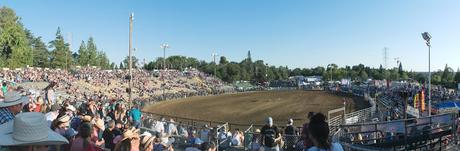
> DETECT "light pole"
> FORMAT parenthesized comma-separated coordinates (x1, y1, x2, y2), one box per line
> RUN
(421, 32, 432, 116)
(160, 43, 169, 100)
(212, 51, 219, 77)
(327, 64, 333, 82)
(128, 13, 134, 103)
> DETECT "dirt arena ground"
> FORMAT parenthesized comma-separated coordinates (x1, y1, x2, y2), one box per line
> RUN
(143, 90, 368, 127)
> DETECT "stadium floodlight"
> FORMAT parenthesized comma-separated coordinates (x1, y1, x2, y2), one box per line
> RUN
(422, 32, 431, 44)
(160, 43, 169, 69)
(421, 32, 432, 116)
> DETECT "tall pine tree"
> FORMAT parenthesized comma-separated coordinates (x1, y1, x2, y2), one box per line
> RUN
(78, 40, 89, 66)
(49, 27, 72, 69)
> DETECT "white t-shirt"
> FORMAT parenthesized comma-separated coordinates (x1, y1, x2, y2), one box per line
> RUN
(167, 123, 177, 135)
(307, 143, 344, 151)
(154, 121, 165, 133)
(45, 111, 58, 127)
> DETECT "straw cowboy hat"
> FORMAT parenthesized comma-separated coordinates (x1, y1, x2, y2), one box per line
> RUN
(94, 118, 105, 130)
(121, 127, 140, 141)
(0, 91, 29, 107)
(141, 135, 155, 150)
(0, 112, 68, 146)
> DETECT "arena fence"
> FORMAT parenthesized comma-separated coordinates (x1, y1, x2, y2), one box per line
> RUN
(336, 113, 458, 151)
(243, 125, 254, 150)
(216, 123, 229, 151)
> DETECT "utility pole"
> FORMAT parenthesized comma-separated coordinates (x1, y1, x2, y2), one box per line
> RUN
(128, 13, 134, 103)
(212, 51, 219, 77)
(161, 43, 169, 100)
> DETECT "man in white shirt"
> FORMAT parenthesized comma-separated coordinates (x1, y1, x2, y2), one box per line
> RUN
(167, 119, 178, 136)
(153, 120, 165, 134)
(45, 104, 60, 127)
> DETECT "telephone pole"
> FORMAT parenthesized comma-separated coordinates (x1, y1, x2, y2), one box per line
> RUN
(128, 13, 134, 103)
(212, 51, 219, 76)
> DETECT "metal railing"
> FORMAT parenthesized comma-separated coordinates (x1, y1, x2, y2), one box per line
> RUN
(336, 113, 458, 151)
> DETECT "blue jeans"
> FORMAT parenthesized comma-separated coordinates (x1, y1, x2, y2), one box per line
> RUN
(264, 145, 279, 151)
(133, 120, 140, 128)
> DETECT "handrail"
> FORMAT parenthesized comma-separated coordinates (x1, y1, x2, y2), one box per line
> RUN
(244, 124, 253, 134)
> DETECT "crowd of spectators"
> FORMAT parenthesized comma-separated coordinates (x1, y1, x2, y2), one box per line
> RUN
(0, 67, 232, 151)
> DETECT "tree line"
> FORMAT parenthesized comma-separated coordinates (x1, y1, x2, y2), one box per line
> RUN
(0, 6, 113, 69)
(143, 50, 460, 89)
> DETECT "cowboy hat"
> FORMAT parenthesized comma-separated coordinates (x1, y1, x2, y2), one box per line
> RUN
(141, 135, 154, 150)
(0, 112, 69, 146)
(140, 131, 152, 137)
(121, 127, 140, 141)
(0, 91, 28, 107)
(94, 118, 105, 130)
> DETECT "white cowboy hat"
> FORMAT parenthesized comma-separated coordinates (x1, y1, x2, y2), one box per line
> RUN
(0, 112, 69, 146)
(0, 91, 29, 107)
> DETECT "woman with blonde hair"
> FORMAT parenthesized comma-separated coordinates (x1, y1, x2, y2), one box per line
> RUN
(35, 96, 46, 113)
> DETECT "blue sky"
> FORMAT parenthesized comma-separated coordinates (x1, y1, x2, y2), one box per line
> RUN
(2, 0, 460, 71)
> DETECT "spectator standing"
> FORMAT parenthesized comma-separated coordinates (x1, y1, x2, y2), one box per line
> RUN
(301, 112, 315, 150)
(129, 104, 142, 128)
(307, 113, 343, 151)
(45, 104, 61, 127)
(261, 117, 281, 151)
(103, 120, 117, 151)
(167, 119, 178, 136)
(200, 125, 210, 142)
(284, 118, 298, 151)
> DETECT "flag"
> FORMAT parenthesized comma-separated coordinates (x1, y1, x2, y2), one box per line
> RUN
(413, 93, 418, 109)
(421, 90, 426, 112)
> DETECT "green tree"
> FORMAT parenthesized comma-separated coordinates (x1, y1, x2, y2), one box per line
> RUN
(49, 27, 71, 69)
(0, 7, 33, 68)
(219, 56, 228, 65)
(86, 37, 98, 66)
(441, 64, 454, 83)
(454, 68, 460, 84)
(77, 41, 89, 66)
(398, 62, 403, 76)
(360, 71, 368, 81)
(224, 63, 241, 82)
(30, 36, 49, 68)
(123, 56, 139, 68)
(119, 62, 124, 69)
